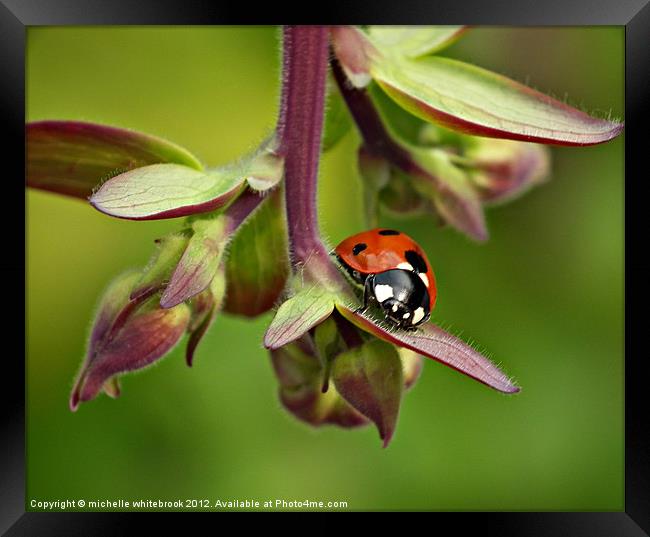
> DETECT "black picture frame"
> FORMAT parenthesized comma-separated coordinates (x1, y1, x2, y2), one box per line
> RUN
(6, 0, 648, 533)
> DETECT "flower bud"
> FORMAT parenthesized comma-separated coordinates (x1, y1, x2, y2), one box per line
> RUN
(70, 271, 190, 410)
(465, 138, 550, 204)
(270, 338, 368, 429)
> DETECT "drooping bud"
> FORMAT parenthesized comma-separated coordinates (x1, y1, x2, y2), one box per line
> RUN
(465, 138, 550, 204)
(410, 147, 488, 242)
(270, 338, 368, 429)
(269, 311, 422, 443)
(70, 271, 190, 410)
(332, 339, 404, 447)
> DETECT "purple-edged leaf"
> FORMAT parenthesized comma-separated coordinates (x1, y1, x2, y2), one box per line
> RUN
(411, 147, 487, 241)
(371, 55, 624, 146)
(336, 304, 520, 394)
(27, 121, 202, 199)
(160, 217, 227, 308)
(71, 279, 190, 410)
(270, 340, 368, 429)
(368, 26, 468, 58)
(90, 163, 246, 220)
(332, 339, 404, 447)
(185, 265, 226, 366)
(224, 189, 290, 317)
(264, 286, 335, 350)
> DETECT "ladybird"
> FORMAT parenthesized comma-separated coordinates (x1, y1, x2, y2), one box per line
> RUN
(334, 228, 437, 328)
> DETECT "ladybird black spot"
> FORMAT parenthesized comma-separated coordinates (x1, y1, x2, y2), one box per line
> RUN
(404, 250, 428, 273)
(352, 243, 367, 255)
(378, 229, 400, 236)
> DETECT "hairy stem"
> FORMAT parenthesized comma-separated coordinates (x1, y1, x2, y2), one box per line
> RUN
(277, 26, 330, 270)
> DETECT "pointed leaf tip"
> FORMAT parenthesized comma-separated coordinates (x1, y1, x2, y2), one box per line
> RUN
(332, 339, 404, 447)
(160, 218, 227, 309)
(372, 56, 623, 146)
(336, 305, 520, 394)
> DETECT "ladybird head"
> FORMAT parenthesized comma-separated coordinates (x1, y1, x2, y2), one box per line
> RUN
(369, 269, 431, 328)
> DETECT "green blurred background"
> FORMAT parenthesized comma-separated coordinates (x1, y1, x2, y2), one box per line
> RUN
(26, 27, 624, 511)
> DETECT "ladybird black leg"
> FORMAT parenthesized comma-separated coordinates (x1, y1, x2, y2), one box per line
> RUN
(355, 274, 375, 314)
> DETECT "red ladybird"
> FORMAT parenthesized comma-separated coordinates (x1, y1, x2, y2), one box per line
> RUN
(334, 228, 437, 328)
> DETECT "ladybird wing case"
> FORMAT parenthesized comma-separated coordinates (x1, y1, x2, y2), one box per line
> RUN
(335, 229, 430, 275)
(335, 228, 437, 309)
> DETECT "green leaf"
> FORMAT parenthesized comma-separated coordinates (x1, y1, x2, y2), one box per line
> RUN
(336, 304, 520, 394)
(332, 339, 404, 447)
(264, 285, 336, 350)
(368, 26, 468, 57)
(371, 55, 624, 146)
(160, 217, 227, 308)
(27, 121, 202, 199)
(90, 163, 246, 220)
(223, 189, 290, 317)
(369, 82, 431, 146)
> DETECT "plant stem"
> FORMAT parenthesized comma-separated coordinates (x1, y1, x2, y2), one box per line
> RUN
(277, 26, 330, 270)
(330, 56, 425, 177)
